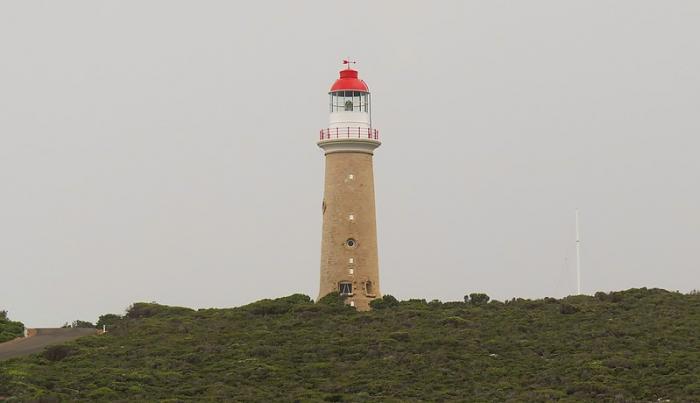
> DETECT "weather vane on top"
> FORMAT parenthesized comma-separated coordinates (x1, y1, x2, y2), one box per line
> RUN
(342, 58, 356, 69)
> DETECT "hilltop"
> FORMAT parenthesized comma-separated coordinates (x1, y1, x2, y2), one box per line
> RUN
(1, 289, 699, 401)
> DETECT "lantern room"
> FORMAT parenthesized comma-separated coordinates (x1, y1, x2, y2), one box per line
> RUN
(329, 90, 370, 113)
(328, 68, 371, 129)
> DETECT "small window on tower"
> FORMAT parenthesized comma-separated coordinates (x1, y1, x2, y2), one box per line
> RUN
(348, 257, 354, 264)
(345, 238, 357, 248)
(339, 282, 353, 295)
(348, 214, 355, 221)
(365, 281, 375, 296)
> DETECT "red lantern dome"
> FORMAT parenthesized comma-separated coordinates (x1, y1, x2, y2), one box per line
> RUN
(329, 68, 369, 92)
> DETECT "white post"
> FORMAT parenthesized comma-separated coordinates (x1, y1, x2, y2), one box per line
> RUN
(576, 209, 581, 295)
(103, 324, 106, 333)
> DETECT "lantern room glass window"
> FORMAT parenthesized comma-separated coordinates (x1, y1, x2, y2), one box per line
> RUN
(329, 91, 370, 113)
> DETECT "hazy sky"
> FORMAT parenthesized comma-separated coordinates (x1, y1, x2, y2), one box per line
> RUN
(1, 1, 698, 327)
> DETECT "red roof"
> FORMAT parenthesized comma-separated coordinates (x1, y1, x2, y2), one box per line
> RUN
(330, 68, 369, 92)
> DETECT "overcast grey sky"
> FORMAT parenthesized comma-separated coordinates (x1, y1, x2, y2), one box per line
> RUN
(1, 1, 698, 326)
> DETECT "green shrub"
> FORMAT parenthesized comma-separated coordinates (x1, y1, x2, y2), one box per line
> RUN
(96, 313, 123, 329)
(596, 291, 624, 302)
(469, 293, 490, 305)
(126, 303, 194, 319)
(560, 303, 580, 314)
(440, 316, 468, 327)
(428, 299, 443, 307)
(0, 311, 24, 343)
(291, 303, 327, 315)
(382, 295, 399, 305)
(369, 295, 399, 310)
(87, 386, 118, 399)
(278, 294, 313, 305)
(244, 294, 313, 316)
(43, 345, 75, 362)
(71, 320, 95, 328)
(389, 331, 410, 341)
(317, 292, 347, 306)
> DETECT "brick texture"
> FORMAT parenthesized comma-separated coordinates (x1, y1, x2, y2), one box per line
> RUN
(318, 152, 380, 311)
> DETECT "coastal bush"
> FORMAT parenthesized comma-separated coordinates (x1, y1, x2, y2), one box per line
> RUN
(559, 303, 580, 314)
(62, 320, 95, 328)
(469, 293, 490, 305)
(0, 311, 24, 343)
(369, 294, 399, 310)
(43, 345, 75, 362)
(126, 302, 193, 319)
(96, 314, 123, 329)
(317, 292, 351, 309)
(243, 294, 313, 315)
(1, 288, 698, 401)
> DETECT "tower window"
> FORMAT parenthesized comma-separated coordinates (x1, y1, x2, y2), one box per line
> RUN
(339, 282, 353, 295)
(345, 238, 357, 248)
(348, 268, 354, 275)
(348, 257, 354, 264)
(365, 281, 375, 296)
(348, 214, 355, 221)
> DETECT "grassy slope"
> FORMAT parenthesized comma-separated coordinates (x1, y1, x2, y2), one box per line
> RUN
(1, 289, 699, 402)
(0, 315, 24, 344)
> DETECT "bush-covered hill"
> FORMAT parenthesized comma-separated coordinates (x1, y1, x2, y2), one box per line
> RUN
(1, 289, 699, 401)
(0, 311, 24, 343)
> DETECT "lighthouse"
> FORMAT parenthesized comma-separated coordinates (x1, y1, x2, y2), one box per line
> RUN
(317, 62, 381, 311)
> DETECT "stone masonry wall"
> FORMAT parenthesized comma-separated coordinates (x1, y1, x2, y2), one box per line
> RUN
(318, 152, 380, 311)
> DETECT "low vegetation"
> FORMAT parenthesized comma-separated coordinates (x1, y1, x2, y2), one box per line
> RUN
(61, 320, 95, 329)
(0, 311, 24, 343)
(1, 288, 699, 401)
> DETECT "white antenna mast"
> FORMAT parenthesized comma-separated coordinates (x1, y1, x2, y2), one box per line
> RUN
(575, 209, 581, 295)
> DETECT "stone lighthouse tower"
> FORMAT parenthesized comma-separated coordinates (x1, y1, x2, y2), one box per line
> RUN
(317, 62, 381, 311)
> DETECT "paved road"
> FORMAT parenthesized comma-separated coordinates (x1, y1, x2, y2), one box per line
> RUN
(0, 328, 97, 361)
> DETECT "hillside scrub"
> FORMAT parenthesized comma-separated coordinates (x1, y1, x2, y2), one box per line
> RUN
(0, 311, 24, 343)
(1, 288, 699, 401)
(61, 320, 95, 329)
